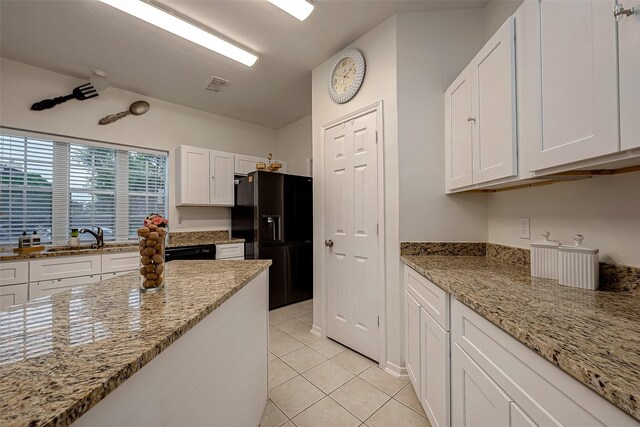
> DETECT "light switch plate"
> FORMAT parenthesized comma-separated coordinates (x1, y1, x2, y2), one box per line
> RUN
(520, 217, 530, 239)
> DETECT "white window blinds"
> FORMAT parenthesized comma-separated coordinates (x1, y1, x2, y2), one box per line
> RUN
(0, 130, 168, 246)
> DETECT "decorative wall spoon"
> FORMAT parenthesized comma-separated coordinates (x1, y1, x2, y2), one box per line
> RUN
(98, 101, 150, 125)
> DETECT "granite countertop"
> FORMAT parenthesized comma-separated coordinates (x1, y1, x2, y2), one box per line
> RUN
(0, 259, 271, 427)
(401, 255, 640, 421)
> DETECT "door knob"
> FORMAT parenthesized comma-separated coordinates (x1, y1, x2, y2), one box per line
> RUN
(325, 240, 334, 248)
(614, 3, 635, 21)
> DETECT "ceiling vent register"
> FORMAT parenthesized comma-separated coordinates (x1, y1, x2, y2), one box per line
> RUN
(206, 76, 230, 92)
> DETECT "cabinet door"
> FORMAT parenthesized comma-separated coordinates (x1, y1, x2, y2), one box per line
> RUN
(30, 255, 101, 281)
(210, 151, 235, 206)
(30, 275, 101, 300)
(0, 261, 29, 286)
(0, 283, 28, 309)
(177, 145, 211, 205)
(235, 154, 266, 176)
(618, 0, 640, 150)
(529, 0, 619, 171)
(472, 17, 517, 184)
(420, 308, 450, 427)
(101, 251, 139, 274)
(445, 68, 474, 191)
(452, 344, 511, 427)
(404, 290, 422, 397)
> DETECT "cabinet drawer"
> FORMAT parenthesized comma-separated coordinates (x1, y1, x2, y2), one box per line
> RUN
(0, 283, 28, 309)
(0, 261, 29, 286)
(29, 275, 101, 300)
(101, 271, 137, 281)
(405, 265, 449, 330)
(215, 243, 244, 260)
(452, 299, 638, 427)
(102, 252, 139, 274)
(30, 255, 101, 281)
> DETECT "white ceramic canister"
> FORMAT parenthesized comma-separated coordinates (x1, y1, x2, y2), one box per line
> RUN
(530, 231, 561, 280)
(558, 235, 599, 290)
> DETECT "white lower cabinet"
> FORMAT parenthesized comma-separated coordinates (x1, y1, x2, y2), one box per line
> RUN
(451, 299, 640, 427)
(30, 275, 102, 299)
(404, 265, 451, 427)
(215, 243, 245, 260)
(421, 308, 450, 427)
(0, 283, 28, 309)
(101, 252, 139, 274)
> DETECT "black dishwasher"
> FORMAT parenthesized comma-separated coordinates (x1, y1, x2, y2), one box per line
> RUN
(164, 245, 216, 262)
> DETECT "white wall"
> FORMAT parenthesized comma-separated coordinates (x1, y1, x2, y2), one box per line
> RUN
(396, 10, 488, 243)
(311, 16, 401, 368)
(0, 58, 278, 233)
(483, 0, 523, 40)
(276, 115, 312, 176)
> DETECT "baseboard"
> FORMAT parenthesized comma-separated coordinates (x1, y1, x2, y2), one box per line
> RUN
(384, 361, 408, 379)
(310, 325, 322, 337)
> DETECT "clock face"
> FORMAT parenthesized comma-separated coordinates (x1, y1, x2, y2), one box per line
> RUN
(332, 57, 356, 94)
(327, 48, 365, 104)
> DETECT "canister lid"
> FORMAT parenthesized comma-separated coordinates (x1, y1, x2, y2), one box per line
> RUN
(530, 231, 561, 248)
(558, 234, 599, 254)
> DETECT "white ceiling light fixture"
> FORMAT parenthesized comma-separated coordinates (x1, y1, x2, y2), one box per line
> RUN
(268, 0, 314, 21)
(98, 0, 258, 67)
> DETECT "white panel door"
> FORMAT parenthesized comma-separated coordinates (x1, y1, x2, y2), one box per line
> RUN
(0, 283, 28, 309)
(618, 0, 640, 150)
(209, 151, 235, 206)
(421, 308, 450, 427)
(445, 68, 474, 191)
(530, 0, 619, 171)
(325, 110, 379, 361)
(404, 290, 421, 395)
(452, 344, 511, 427)
(177, 145, 210, 205)
(472, 17, 517, 184)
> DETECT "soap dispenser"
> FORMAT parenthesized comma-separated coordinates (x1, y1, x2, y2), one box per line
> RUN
(530, 231, 560, 280)
(558, 235, 599, 290)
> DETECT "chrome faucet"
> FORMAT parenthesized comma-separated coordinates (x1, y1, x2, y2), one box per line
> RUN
(79, 226, 104, 249)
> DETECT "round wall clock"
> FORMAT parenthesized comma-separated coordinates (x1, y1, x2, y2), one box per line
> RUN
(327, 48, 366, 104)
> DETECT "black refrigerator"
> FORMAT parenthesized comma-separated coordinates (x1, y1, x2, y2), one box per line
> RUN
(232, 171, 313, 309)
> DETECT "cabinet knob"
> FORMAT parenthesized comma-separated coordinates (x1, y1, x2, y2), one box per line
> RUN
(467, 117, 476, 123)
(614, 3, 635, 21)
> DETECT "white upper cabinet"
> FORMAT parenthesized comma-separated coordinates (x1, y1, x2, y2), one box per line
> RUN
(471, 17, 517, 184)
(529, 0, 620, 171)
(209, 151, 235, 206)
(445, 17, 517, 192)
(445, 67, 474, 191)
(618, 0, 640, 150)
(235, 154, 289, 176)
(176, 145, 235, 206)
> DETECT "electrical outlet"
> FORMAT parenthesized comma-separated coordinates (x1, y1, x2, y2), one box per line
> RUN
(519, 217, 530, 239)
(177, 217, 183, 228)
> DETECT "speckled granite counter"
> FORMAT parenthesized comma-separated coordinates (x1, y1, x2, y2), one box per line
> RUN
(0, 259, 271, 427)
(401, 255, 640, 421)
(167, 230, 244, 248)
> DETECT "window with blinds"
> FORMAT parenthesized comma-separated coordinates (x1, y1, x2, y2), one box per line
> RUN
(0, 131, 167, 246)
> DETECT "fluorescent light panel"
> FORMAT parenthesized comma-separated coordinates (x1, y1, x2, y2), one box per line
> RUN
(99, 0, 258, 67)
(268, 0, 314, 21)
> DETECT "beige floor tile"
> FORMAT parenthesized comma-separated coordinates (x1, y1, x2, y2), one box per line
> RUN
(273, 318, 309, 334)
(330, 377, 391, 421)
(331, 349, 376, 375)
(269, 375, 325, 418)
(296, 311, 314, 325)
(281, 346, 327, 373)
(268, 352, 277, 362)
(359, 365, 409, 396)
(260, 399, 288, 427)
(286, 305, 312, 318)
(270, 325, 288, 338)
(291, 397, 361, 427)
(288, 327, 323, 345)
(365, 399, 431, 427)
(269, 334, 305, 357)
(395, 383, 426, 416)
(279, 422, 295, 427)
(270, 309, 295, 325)
(300, 299, 313, 309)
(302, 359, 355, 394)
(308, 338, 348, 358)
(269, 359, 298, 389)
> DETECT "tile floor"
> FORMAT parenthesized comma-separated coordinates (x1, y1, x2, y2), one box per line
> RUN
(262, 300, 432, 427)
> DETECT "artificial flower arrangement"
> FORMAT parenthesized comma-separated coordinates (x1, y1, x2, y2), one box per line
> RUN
(144, 213, 169, 228)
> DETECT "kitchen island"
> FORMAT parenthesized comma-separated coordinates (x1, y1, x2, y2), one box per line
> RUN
(0, 259, 271, 427)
